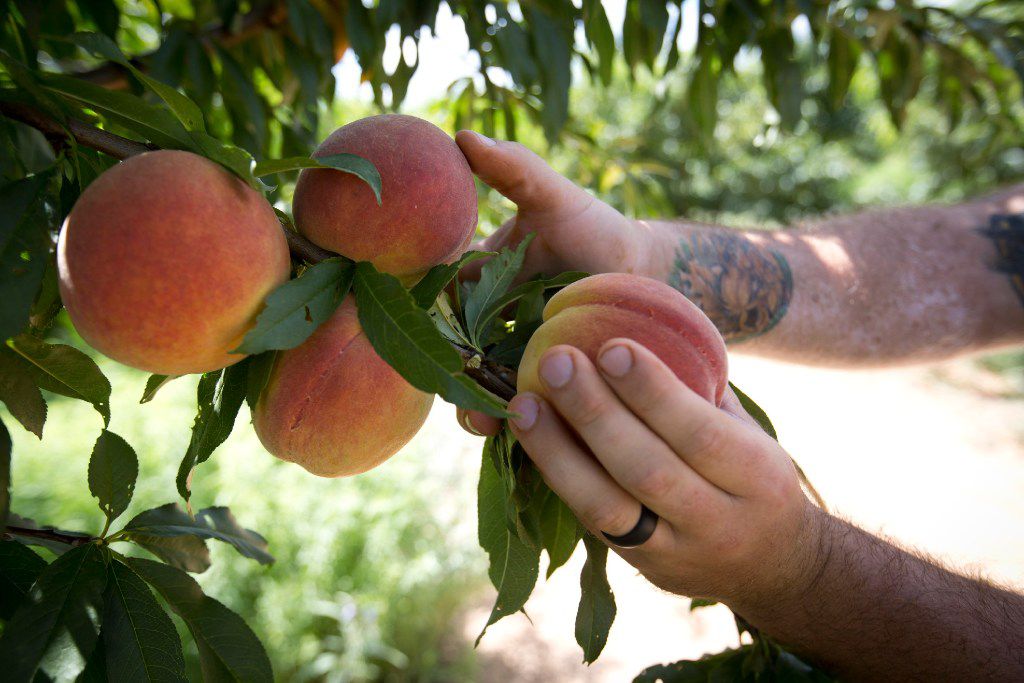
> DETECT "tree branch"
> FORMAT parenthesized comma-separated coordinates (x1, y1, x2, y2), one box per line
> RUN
(70, 4, 290, 90)
(4, 525, 95, 547)
(1, 103, 519, 403)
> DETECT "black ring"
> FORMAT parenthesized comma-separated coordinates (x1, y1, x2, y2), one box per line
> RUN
(601, 505, 658, 548)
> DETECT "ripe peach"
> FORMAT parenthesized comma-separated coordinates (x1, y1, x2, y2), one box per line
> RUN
(57, 150, 290, 375)
(292, 114, 477, 281)
(253, 296, 433, 477)
(518, 273, 728, 405)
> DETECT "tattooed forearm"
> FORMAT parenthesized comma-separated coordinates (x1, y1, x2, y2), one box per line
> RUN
(669, 231, 793, 342)
(979, 213, 1024, 308)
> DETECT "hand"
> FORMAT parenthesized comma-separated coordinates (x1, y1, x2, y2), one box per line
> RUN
(453, 131, 658, 436)
(506, 338, 825, 611)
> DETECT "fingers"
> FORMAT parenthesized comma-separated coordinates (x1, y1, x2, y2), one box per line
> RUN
(595, 338, 777, 496)
(456, 408, 502, 437)
(455, 130, 588, 215)
(507, 393, 658, 539)
(531, 346, 732, 525)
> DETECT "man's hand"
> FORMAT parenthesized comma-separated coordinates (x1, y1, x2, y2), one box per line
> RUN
(506, 337, 825, 609)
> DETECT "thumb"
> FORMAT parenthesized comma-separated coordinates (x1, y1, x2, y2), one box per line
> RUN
(455, 130, 583, 213)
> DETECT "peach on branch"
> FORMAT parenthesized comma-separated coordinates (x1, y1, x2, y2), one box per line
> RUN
(253, 296, 433, 477)
(292, 114, 477, 282)
(518, 273, 728, 405)
(57, 150, 291, 375)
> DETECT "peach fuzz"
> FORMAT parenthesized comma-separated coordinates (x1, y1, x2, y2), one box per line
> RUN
(57, 150, 290, 375)
(517, 273, 728, 406)
(292, 114, 477, 282)
(253, 297, 433, 477)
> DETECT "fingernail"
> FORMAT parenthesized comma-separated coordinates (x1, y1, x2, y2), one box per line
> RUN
(510, 395, 539, 431)
(599, 345, 633, 377)
(474, 131, 497, 147)
(540, 352, 574, 388)
(458, 411, 484, 437)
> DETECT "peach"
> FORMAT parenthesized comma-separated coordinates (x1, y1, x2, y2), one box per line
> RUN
(292, 114, 477, 281)
(57, 150, 290, 375)
(253, 296, 433, 477)
(518, 274, 728, 405)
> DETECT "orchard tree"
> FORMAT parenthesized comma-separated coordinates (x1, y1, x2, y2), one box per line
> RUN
(0, 1, 1021, 681)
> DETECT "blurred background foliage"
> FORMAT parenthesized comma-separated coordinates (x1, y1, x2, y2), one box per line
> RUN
(3, 0, 1023, 679)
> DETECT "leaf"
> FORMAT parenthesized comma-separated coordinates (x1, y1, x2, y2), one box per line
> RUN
(464, 235, 533, 347)
(126, 557, 273, 683)
(584, 0, 615, 86)
(527, 7, 571, 141)
(0, 346, 46, 438)
(472, 271, 587, 349)
(575, 533, 616, 664)
(729, 382, 777, 440)
(245, 351, 277, 412)
(689, 597, 718, 611)
(354, 262, 508, 417)
(827, 27, 862, 110)
(410, 251, 493, 309)
(0, 418, 9, 525)
(476, 440, 540, 641)
(140, 374, 179, 404)
(123, 503, 273, 566)
(4, 514, 91, 555)
(102, 559, 188, 682)
(232, 258, 354, 355)
(0, 171, 52, 341)
(87, 430, 138, 524)
(540, 491, 581, 578)
(0, 542, 107, 682)
(6, 335, 111, 425)
(0, 540, 46, 619)
(120, 504, 210, 574)
(253, 154, 382, 205)
(175, 362, 248, 501)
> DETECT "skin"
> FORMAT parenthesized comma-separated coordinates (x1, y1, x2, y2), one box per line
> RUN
(293, 114, 477, 282)
(58, 150, 290, 375)
(451, 131, 1024, 679)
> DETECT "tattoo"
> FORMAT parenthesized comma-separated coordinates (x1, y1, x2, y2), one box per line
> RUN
(669, 232, 793, 342)
(979, 213, 1024, 308)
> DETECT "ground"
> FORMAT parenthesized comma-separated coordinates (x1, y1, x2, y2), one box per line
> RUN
(438, 352, 1024, 681)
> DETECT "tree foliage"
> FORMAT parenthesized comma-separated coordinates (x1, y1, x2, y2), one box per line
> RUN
(1, 0, 1021, 680)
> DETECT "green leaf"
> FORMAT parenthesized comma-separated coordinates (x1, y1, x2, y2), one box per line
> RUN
(87, 430, 138, 525)
(760, 28, 803, 130)
(4, 514, 91, 555)
(410, 251, 493, 309)
(70, 32, 206, 133)
(102, 559, 187, 682)
(123, 503, 273, 566)
(528, 7, 571, 141)
(0, 171, 52, 341)
(464, 235, 533, 347)
(126, 557, 273, 683)
(0, 346, 46, 438)
(472, 271, 587, 349)
(354, 262, 508, 417)
(729, 382, 777, 440)
(254, 153, 382, 205)
(140, 374, 179, 404)
(827, 27, 862, 110)
(40, 74, 191, 149)
(245, 350, 277, 412)
(476, 440, 540, 641)
(0, 540, 46, 619)
(6, 335, 111, 425)
(689, 597, 718, 611)
(575, 533, 615, 664)
(0, 542, 107, 683)
(120, 504, 210, 574)
(175, 363, 248, 501)
(584, 0, 615, 86)
(232, 258, 354, 355)
(540, 491, 581, 578)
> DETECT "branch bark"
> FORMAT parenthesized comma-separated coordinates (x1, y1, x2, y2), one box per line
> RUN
(4, 525, 95, 548)
(1, 103, 519, 403)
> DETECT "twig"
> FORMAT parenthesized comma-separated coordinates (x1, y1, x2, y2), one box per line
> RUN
(0, 103, 521, 402)
(4, 525, 95, 547)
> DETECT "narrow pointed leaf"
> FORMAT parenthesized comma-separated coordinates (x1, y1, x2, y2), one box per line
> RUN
(253, 154, 382, 205)
(0, 346, 46, 438)
(121, 504, 210, 573)
(140, 374, 179, 404)
(6, 335, 111, 425)
(0, 540, 46, 619)
(410, 251, 493, 309)
(540, 491, 581, 578)
(464, 236, 532, 347)
(0, 418, 9, 525)
(123, 503, 272, 566)
(0, 172, 52, 341)
(575, 533, 615, 663)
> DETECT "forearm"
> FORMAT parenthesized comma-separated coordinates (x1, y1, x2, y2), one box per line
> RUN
(735, 511, 1024, 681)
(640, 185, 1024, 365)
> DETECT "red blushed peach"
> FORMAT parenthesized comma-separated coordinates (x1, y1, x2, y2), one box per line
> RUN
(518, 273, 728, 405)
(57, 150, 290, 375)
(253, 297, 433, 477)
(292, 114, 477, 282)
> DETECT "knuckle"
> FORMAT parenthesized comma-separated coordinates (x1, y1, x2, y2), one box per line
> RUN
(631, 464, 676, 501)
(562, 391, 609, 429)
(686, 418, 726, 458)
(629, 379, 675, 417)
(586, 503, 636, 536)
